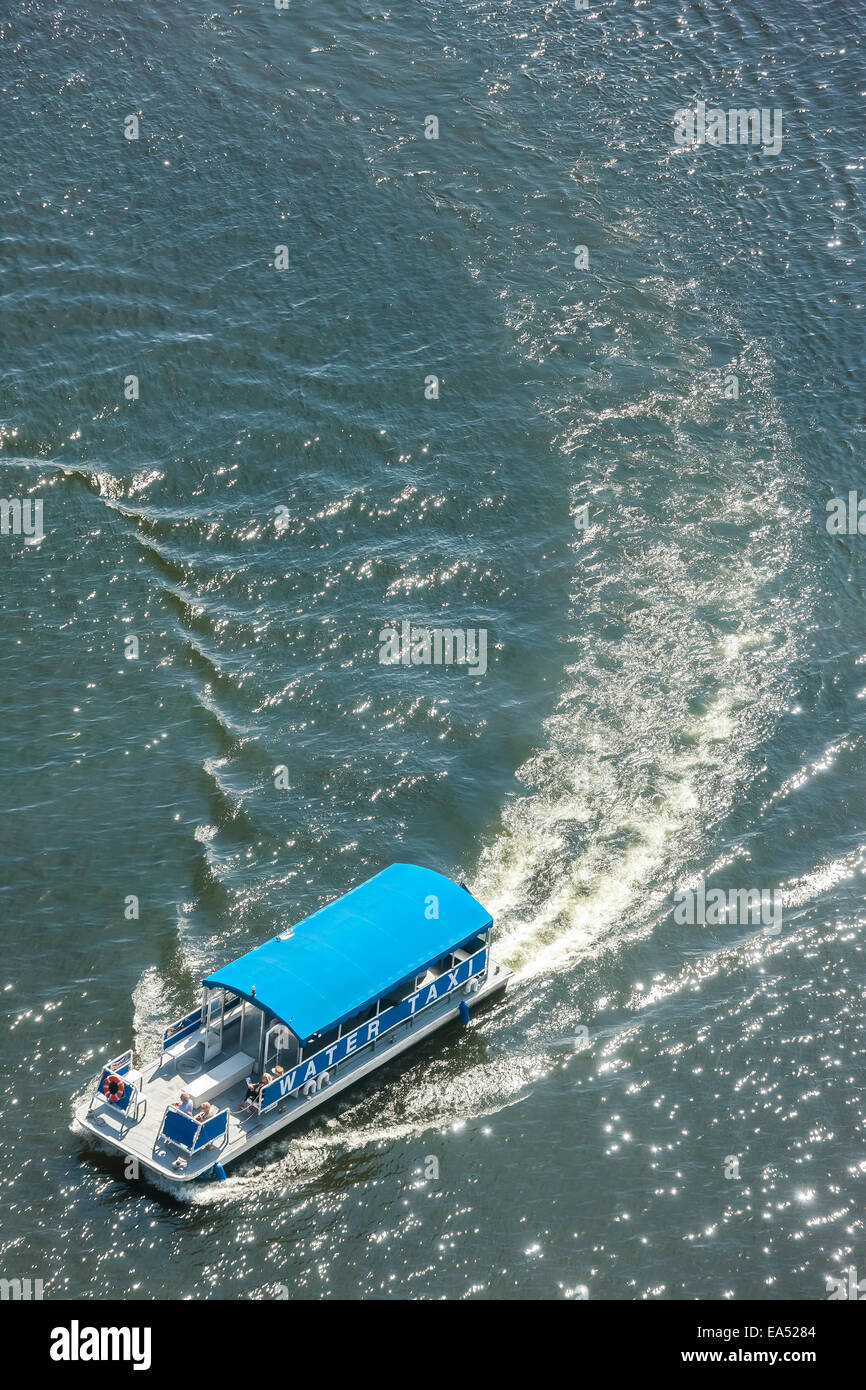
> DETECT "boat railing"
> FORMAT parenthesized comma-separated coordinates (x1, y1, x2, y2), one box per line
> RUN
(87, 1050, 147, 1129)
(87, 1048, 132, 1107)
(256, 941, 488, 1117)
(161, 1008, 203, 1060)
(161, 991, 245, 1062)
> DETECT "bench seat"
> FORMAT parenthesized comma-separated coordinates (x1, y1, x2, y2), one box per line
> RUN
(186, 1052, 255, 1103)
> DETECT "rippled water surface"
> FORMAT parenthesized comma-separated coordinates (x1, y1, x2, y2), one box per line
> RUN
(1, 0, 864, 1299)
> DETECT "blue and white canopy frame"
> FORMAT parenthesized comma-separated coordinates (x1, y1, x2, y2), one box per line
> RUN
(203, 863, 494, 1042)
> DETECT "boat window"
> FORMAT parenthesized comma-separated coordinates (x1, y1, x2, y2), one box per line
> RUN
(383, 974, 433, 1006)
(303, 1000, 379, 1057)
(339, 1002, 377, 1036)
(309, 1023, 340, 1054)
(431, 954, 456, 977)
(454, 937, 485, 959)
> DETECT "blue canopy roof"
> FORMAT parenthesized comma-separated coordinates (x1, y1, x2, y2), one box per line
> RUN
(202, 864, 493, 1043)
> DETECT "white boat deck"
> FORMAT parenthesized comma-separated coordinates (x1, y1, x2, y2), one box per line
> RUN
(75, 959, 510, 1183)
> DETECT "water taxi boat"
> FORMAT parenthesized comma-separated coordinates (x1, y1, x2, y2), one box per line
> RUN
(75, 864, 509, 1183)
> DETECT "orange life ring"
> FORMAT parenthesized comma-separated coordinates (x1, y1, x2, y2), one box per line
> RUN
(103, 1073, 126, 1104)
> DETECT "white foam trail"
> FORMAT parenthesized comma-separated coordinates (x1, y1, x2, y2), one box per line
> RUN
(132, 964, 175, 1059)
(475, 341, 808, 980)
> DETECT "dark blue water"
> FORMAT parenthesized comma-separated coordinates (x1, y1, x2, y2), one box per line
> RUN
(1, 0, 864, 1299)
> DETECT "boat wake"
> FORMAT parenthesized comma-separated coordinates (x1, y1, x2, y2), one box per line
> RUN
(475, 336, 810, 984)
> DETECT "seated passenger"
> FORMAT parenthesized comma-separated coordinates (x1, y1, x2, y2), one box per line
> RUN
(235, 1077, 256, 1113)
(237, 1073, 272, 1117)
(173, 1091, 194, 1115)
(195, 1100, 214, 1123)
